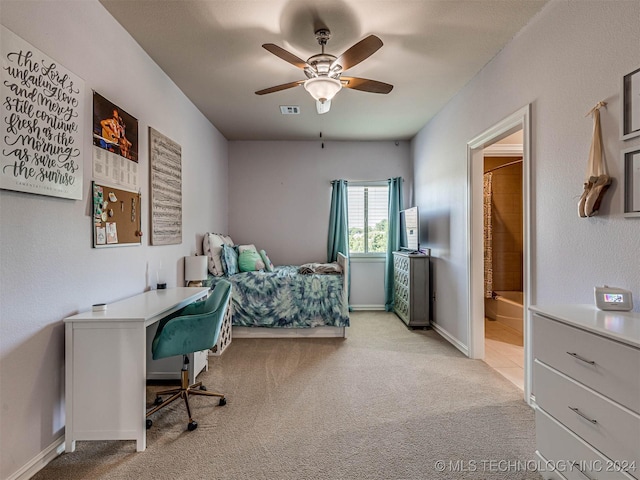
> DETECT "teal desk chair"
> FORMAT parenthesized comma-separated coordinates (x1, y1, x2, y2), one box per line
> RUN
(146, 280, 232, 431)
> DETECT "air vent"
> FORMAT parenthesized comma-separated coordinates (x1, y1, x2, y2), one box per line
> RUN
(280, 105, 300, 115)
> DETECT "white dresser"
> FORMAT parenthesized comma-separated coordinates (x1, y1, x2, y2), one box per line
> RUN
(530, 305, 640, 480)
(393, 251, 430, 327)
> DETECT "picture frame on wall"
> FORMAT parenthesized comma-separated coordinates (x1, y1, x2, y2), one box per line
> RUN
(149, 127, 182, 245)
(622, 146, 640, 217)
(621, 66, 640, 141)
(1, 26, 85, 200)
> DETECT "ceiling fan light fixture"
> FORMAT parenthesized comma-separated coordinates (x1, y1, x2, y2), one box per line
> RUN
(316, 99, 331, 114)
(304, 77, 342, 103)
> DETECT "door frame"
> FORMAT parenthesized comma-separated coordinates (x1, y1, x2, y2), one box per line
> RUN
(466, 104, 533, 404)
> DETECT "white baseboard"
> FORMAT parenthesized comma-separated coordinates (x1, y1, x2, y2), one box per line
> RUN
(431, 322, 469, 356)
(7, 436, 64, 480)
(350, 305, 386, 311)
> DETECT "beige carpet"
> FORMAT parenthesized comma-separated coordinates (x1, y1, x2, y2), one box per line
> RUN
(34, 312, 540, 480)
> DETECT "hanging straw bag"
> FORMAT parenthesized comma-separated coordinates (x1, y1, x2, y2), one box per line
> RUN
(578, 101, 611, 217)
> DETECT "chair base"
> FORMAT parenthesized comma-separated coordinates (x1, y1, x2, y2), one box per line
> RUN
(146, 360, 225, 431)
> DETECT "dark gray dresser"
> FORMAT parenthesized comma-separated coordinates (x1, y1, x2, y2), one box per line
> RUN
(393, 251, 430, 328)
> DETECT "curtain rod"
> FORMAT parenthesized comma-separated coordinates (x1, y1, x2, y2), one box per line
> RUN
(330, 178, 404, 185)
(484, 159, 522, 174)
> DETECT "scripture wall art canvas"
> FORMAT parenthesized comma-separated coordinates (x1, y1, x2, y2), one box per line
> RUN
(0, 25, 84, 199)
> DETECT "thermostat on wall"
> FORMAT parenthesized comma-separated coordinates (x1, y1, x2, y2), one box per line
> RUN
(594, 286, 633, 311)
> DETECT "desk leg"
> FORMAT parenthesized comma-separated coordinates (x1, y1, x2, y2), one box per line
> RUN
(138, 322, 147, 452)
(65, 324, 75, 453)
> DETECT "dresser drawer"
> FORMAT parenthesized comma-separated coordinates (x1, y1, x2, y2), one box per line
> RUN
(535, 451, 568, 480)
(536, 408, 637, 480)
(535, 360, 640, 469)
(394, 296, 409, 323)
(393, 254, 409, 273)
(533, 313, 640, 413)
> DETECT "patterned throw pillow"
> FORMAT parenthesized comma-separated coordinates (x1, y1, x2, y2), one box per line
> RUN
(238, 249, 265, 272)
(203, 233, 226, 276)
(221, 244, 239, 276)
(260, 250, 275, 272)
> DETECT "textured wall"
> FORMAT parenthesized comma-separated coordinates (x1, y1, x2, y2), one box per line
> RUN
(412, 0, 640, 347)
(228, 140, 412, 307)
(0, 2, 228, 478)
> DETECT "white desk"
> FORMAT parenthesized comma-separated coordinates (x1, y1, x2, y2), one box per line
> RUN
(64, 287, 210, 452)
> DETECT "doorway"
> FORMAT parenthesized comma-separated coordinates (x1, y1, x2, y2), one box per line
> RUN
(466, 105, 532, 404)
(483, 136, 524, 390)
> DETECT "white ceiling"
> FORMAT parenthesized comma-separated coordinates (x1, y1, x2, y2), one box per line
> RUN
(99, 0, 548, 141)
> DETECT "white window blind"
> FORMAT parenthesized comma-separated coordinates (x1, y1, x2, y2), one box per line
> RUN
(348, 184, 388, 254)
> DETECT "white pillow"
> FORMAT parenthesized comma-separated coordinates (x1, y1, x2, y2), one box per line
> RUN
(208, 245, 223, 275)
(203, 233, 226, 276)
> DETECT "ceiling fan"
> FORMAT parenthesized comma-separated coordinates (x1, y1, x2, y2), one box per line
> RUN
(256, 29, 393, 114)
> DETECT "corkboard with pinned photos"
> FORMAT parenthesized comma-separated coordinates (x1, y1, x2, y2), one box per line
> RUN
(92, 181, 142, 247)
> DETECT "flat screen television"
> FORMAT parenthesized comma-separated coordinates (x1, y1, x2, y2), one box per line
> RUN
(399, 206, 419, 252)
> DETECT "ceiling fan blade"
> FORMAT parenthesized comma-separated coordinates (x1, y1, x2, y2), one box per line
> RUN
(332, 35, 383, 71)
(255, 80, 305, 95)
(262, 44, 309, 70)
(341, 77, 393, 94)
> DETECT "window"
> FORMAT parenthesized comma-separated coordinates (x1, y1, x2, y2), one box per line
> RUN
(348, 184, 389, 254)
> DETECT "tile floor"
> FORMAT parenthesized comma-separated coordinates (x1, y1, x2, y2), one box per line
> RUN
(484, 318, 524, 390)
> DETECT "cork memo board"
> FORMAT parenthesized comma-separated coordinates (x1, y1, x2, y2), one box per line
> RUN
(92, 182, 142, 247)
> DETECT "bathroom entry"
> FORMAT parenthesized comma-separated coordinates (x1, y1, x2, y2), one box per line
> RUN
(467, 106, 532, 401)
(482, 131, 525, 390)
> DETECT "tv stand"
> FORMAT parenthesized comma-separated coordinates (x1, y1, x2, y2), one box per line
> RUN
(392, 251, 430, 328)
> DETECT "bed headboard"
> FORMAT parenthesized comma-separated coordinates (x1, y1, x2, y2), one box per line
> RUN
(337, 252, 348, 303)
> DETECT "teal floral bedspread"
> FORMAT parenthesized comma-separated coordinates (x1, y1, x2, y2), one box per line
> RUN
(205, 266, 349, 328)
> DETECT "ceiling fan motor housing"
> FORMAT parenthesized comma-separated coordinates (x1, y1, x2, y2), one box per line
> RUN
(305, 54, 342, 79)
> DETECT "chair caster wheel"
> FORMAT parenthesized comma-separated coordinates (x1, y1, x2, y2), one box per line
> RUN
(187, 421, 198, 431)
(219, 397, 227, 406)
(199, 385, 207, 391)
(154, 396, 162, 406)
(146, 419, 152, 429)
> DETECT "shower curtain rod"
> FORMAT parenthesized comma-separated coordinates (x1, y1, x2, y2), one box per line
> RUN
(484, 159, 522, 174)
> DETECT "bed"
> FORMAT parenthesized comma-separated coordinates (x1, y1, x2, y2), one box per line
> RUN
(202, 233, 349, 338)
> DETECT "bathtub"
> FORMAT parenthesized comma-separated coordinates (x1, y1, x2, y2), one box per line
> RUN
(485, 290, 523, 333)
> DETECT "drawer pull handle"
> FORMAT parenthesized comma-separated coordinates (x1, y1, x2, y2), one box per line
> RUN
(566, 352, 596, 365)
(568, 406, 597, 424)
